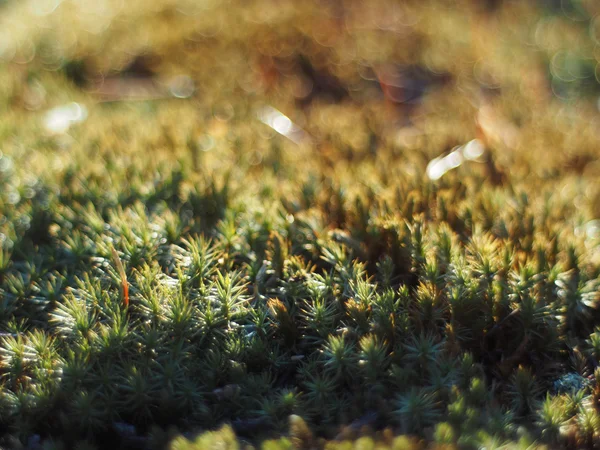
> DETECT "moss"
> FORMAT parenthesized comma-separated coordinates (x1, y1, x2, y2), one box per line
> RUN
(0, 0, 599, 448)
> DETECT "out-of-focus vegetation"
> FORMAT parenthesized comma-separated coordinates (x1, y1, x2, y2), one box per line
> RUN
(1, 0, 600, 448)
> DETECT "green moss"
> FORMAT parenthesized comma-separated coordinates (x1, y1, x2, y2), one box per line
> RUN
(0, 0, 599, 448)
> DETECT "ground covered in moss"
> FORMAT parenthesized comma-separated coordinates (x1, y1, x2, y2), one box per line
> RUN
(1, 0, 600, 448)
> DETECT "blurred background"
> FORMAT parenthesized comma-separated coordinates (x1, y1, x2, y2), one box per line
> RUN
(1, 0, 600, 196)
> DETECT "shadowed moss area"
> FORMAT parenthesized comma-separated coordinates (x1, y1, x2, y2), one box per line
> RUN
(1, 0, 600, 449)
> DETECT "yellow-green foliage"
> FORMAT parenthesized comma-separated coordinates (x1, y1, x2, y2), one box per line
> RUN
(165, 422, 546, 450)
(170, 426, 240, 450)
(167, 425, 422, 450)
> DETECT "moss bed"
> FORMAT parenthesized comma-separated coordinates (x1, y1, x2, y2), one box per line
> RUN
(1, 0, 600, 448)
